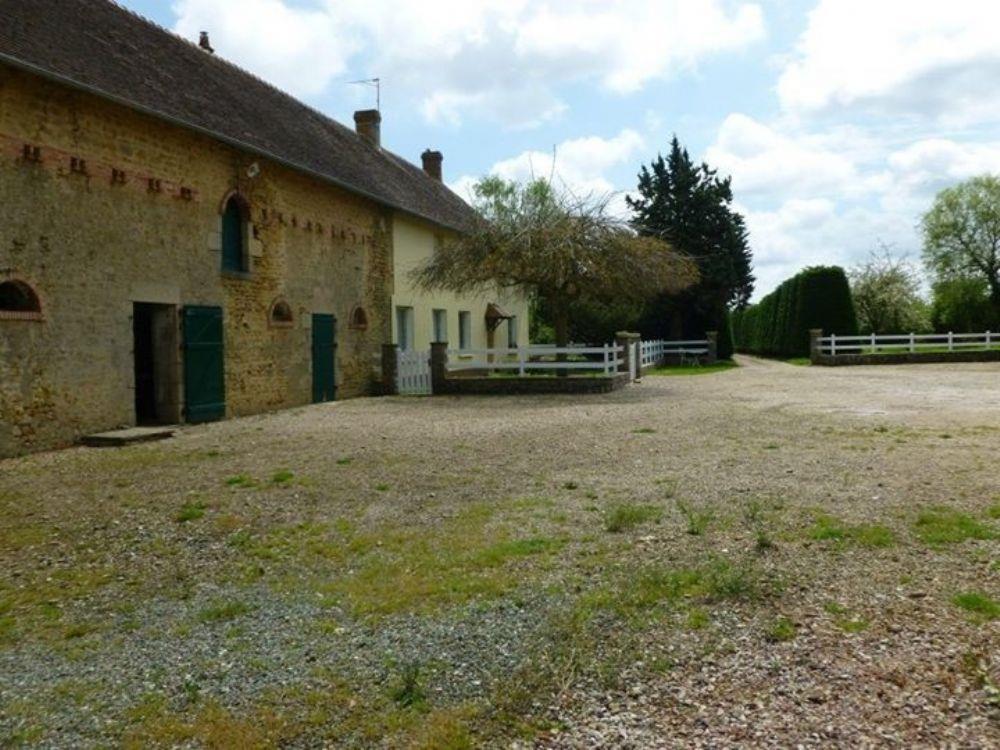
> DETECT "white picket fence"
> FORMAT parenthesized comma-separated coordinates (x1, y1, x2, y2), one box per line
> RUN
(818, 331, 997, 356)
(396, 349, 432, 394)
(447, 344, 624, 375)
(639, 338, 711, 367)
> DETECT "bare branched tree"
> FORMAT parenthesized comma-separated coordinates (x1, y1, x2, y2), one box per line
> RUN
(412, 177, 698, 347)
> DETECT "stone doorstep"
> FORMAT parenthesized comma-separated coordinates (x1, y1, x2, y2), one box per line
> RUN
(80, 426, 177, 448)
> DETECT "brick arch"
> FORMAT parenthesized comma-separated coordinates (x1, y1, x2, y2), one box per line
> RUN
(0, 278, 43, 320)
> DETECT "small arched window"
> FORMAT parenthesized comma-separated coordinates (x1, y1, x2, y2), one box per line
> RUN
(269, 299, 294, 327)
(0, 280, 42, 320)
(221, 194, 249, 273)
(349, 306, 368, 330)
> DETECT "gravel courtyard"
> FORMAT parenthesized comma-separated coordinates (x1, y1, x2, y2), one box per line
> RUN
(1, 358, 998, 748)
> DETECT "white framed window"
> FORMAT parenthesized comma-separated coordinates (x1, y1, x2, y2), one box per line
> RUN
(507, 315, 518, 348)
(396, 306, 414, 351)
(432, 309, 448, 344)
(458, 310, 472, 350)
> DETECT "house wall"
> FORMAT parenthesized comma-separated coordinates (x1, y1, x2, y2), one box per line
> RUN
(0, 65, 391, 457)
(390, 215, 529, 352)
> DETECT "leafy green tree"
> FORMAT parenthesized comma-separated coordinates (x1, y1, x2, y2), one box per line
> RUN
(627, 136, 754, 338)
(412, 177, 697, 348)
(849, 247, 930, 334)
(922, 175, 1000, 321)
(930, 276, 998, 332)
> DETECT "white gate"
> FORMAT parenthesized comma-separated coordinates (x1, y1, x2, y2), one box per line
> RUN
(397, 349, 432, 395)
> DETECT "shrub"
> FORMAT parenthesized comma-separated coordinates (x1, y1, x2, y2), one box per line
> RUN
(732, 266, 858, 357)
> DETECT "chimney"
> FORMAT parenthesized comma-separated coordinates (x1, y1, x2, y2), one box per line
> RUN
(353, 109, 381, 148)
(198, 31, 214, 53)
(421, 149, 443, 181)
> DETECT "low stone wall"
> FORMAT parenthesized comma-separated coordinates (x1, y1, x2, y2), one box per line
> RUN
(813, 350, 1000, 366)
(434, 373, 630, 395)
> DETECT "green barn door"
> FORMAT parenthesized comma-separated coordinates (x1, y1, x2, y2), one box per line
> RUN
(312, 314, 337, 403)
(183, 306, 226, 423)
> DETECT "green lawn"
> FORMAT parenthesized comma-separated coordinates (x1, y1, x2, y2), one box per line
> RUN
(645, 360, 739, 376)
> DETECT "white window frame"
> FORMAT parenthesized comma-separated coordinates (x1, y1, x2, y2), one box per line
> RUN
(396, 305, 414, 351)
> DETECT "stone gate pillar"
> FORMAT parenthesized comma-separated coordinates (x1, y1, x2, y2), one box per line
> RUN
(381, 344, 399, 395)
(430, 342, 449, 394)
(809, 329, 824, 364)
(705, 331, 718, 364)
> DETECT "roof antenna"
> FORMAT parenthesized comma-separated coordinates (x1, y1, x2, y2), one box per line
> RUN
(349, 77, 381, 112)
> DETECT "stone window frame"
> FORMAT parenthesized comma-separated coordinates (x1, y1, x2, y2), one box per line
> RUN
(219, 190, 252, 277)
(268, 298, 294, 328)
(348, 305, 369, 331)
(0, 278, 44, 322)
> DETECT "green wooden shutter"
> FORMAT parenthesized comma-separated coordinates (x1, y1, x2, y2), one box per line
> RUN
(183, 306, 226, 423)
(311, 314, 337, 403)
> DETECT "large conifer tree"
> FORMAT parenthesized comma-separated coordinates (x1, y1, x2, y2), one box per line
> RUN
(627, 137, 754, 340)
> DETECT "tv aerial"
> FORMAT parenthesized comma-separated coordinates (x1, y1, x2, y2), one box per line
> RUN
(349, 77, 381, 111)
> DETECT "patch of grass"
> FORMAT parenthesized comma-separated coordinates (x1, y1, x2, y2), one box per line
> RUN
(604, 503, 662, 533)
(986, 502, 1000, 519)
(646, 361, 739, 376)
(271, 470, 295, 484)
(676, 500, 712, 536)
(685, 607, 709, 630)
(562, 481, 579, 490)
(765, 616, 796, 643)
(375, 483, 390, 492)
(390, 662, 427, 709)
(175, 501, 207, 523)
(952, 591, 1000, 622)
(335, 457, 353, 466)
(914, 507, 996, 545)
(631, 427, 657, 434)
(198, 600, 252, 624)
(808, 514, 895, 547)
(783, 358, 811, 366)
(835, 616, 869, 634)
(224, 474, 255, 488)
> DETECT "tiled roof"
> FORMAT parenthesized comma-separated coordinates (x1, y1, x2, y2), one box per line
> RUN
(0, 0, 474, 231)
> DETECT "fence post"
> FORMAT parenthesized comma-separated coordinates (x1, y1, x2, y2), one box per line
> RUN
(987, 331, 993, 348)
(381, 344, 399, 396)
(429, 342, 449, 395)
(831, 333, 837, 356)
(948, 331, 954, 351)
(870, 332, 876, 352)
(809, 329, 823, 363)
(518, 347, 526, 376)
(909, 332, 915, 353)
(615, 331, 640, 381)
(705, 331, 718, 364)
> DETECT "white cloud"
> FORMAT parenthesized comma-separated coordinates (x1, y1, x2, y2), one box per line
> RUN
(777, 0, 1000, 124)
(172, 0, 765, 127)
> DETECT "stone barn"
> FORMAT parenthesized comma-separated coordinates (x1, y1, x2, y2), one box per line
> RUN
(0, 0, 473, 457)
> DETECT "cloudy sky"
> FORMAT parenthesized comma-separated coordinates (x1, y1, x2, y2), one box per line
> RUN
(122, 0, 1000, 298)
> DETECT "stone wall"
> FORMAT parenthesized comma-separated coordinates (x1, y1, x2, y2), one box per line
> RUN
(0, 66, 392, 456)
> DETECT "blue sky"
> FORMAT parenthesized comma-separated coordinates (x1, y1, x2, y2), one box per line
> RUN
(120, 1, 1000, 298)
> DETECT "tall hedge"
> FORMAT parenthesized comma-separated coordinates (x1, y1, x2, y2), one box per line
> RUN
(731, 266, 858, 357)
(716, 308, 734, 360)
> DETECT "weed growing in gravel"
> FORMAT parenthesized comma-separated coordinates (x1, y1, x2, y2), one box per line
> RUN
(743, 499, 777, 552)
(224, 475, 255, 488)
(271, 470, 295, 484)
(563, 481, 579, 490)
(676, 501, 712, 535)
(198, 600, 252, 624)
(336, 457, 352, 465)
(987, 502, 1000, 519)
(632, 427, 656, 434)
(390, 662, 427, 709)
(952, 591, 1000, 622)
(175, 501, 207, 523)
(685, 607, 709, 630)
(914, 507, 996, 545)
(375, 483, 390, 492)
(824, 603, 868, 633)
(765, 616, 796, 642)
(808, 514, 895, 548)
(604, 503, 662, 533)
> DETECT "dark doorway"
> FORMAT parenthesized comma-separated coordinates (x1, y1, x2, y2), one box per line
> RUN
(133, 303, 180, 425)
(311, 314, 337, 403)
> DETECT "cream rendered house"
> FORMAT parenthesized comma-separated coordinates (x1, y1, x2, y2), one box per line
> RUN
(390, 151, 530, 354)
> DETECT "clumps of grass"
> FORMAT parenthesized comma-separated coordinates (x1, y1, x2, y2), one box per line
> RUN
(824, 602, 868, 633)
(335, 457, 353, 466)
(271, 470, 294, 485)
(743, 498, 782, 552)
(808, 514, 895, 548)
(562, 481, 579, 490)
(953, 591, 1000, 622)
(632, 427, 656, 434)
(765, 616, 796, 643)
(390, 662, 427, 709)
(604, 503, 662, 533)
(986, 501, 1000, 519)
(375, 483, 390, 492)
(198, 600, 252, 624)
(224, 475, 254, 488)
(175, 500, 207, 523)
(676, 500, 712, 536)
(914, 507, 996, 546)
(685, 607, 709, 630)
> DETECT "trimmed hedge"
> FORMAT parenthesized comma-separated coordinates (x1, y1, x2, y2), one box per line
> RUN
(732, 266, 858, 358)
(716, 308, 735, 360)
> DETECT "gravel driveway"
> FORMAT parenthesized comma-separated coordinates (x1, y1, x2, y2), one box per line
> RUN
(1, 358, 998, 747)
